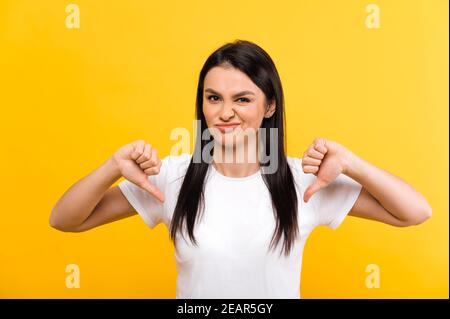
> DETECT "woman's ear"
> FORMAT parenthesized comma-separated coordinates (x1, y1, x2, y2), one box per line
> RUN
(264, 99, 276, 118)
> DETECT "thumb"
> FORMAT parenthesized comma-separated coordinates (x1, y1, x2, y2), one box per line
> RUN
(139, 179, 165, 204)
(303, 179, 327, 203)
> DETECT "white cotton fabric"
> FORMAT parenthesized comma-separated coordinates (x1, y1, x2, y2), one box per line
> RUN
(118, 153, 362, 299)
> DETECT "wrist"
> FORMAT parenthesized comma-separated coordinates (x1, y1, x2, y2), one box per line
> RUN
(340, 148, 357, 176)
(341, 150, 365, 180)
(105, 156, 122, 180)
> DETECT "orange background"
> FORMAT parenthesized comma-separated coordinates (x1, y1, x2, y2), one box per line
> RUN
(0, 0, 448, 298)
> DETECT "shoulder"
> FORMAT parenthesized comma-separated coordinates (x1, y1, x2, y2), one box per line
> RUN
(163, 152, 192, 166)
(286, 156, 304, 178)
(286, 156, 301, 170)
(161, 152, 192, 182)
(286, 156, 316, 192)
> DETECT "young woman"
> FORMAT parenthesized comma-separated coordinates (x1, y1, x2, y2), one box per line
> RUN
(50, 40, 432, 299)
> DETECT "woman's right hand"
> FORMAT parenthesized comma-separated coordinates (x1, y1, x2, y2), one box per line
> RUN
(111, 140, 165, 203)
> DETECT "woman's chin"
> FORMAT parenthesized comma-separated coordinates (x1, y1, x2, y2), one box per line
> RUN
(215, 136, 246, 149)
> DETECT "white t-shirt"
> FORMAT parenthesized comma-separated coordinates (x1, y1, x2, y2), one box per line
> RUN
(118, 153, 362, 299)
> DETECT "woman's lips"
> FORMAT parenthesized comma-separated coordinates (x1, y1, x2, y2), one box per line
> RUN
(215, 124, 240, 133)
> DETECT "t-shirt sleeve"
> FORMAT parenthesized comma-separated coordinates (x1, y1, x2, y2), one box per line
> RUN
(289, 157, 363, 230)
(309, 171, 363, 230)
(117, 155, 172, 229)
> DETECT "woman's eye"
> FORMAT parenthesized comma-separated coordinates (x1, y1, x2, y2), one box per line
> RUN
(207, 95, 220, 102)
(237, 97, 250, 103)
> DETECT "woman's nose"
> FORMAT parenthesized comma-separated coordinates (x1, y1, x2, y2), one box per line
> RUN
(219, 102, 236, 120)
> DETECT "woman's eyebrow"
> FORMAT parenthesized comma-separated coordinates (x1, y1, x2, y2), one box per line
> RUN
(205, 88, 255, 98)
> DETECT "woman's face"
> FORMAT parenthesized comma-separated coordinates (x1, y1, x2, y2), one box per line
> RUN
(202, 65, 275, 154)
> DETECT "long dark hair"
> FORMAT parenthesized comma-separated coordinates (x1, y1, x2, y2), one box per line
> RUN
(169, 40, 299, 257)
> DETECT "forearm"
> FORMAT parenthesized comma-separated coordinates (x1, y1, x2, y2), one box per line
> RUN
(342, 151, 432, 223)
(50, 156, 122, 228)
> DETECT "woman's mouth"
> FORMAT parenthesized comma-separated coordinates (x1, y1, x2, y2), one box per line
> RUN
(215, 124, 241, 133)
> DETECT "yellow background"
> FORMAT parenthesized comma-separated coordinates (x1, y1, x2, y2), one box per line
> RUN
(0, 0, 447, 298)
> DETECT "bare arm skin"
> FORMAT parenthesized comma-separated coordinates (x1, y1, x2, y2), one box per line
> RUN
(49, 140, 163, 232)
(302, 138, 432, 227)
(344, 153, 432, 227)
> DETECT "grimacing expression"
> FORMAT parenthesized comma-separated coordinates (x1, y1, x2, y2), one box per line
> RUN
(202, 65, 276, 152)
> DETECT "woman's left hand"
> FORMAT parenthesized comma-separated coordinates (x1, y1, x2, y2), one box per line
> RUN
(301, 138, 352, 203)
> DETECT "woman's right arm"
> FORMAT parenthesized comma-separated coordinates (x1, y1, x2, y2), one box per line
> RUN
(49, 140, 164, 232)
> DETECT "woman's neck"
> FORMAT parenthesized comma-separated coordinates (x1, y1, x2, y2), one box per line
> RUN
(211, 142, 260, 178)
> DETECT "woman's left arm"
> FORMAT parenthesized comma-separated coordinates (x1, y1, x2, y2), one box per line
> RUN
(302, 138, 432, 227)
